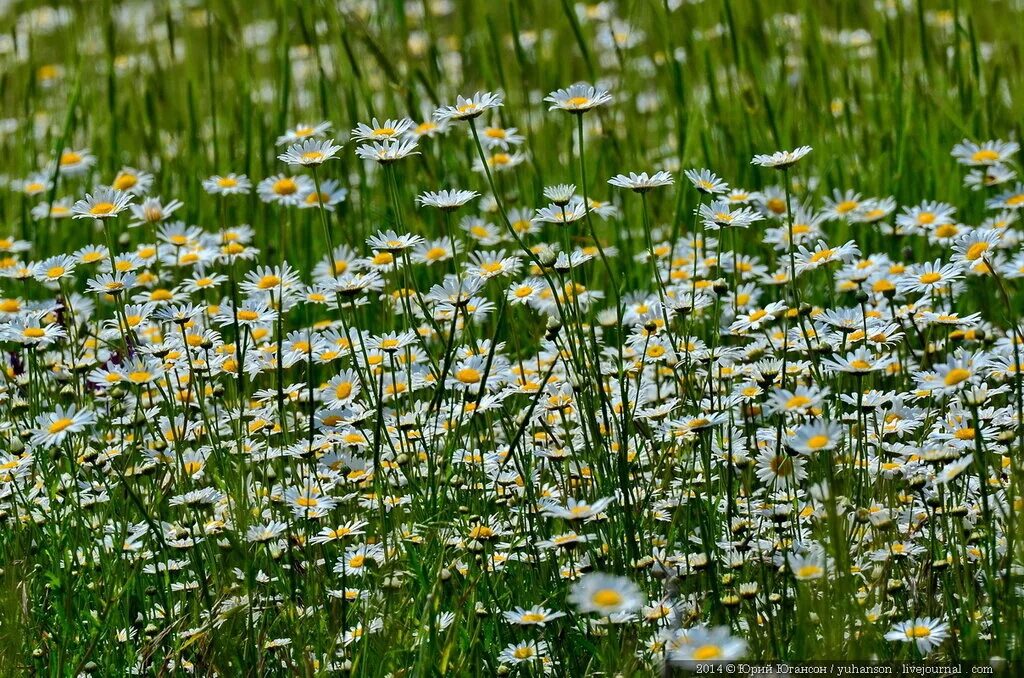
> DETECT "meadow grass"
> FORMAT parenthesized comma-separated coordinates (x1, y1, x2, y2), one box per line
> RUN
(2, 0, 1024, 675)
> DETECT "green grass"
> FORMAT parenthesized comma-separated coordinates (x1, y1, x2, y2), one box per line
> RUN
(2, 0, 1024, 675)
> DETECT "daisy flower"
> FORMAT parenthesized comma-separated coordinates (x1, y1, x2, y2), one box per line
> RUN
(203, 173, 252, 195)
(754, 448, 807, 487)
(71, 188, 135, 220)
(822, 347, 891, 375)
(751, 145, 812, 169)
(86, 272, 138, 295)
(667, 626, 747, 665)
(787, 551, 828, 580)
(896, 201, 957, 234)
(16, 171, 53, 196)
(607, 171, 674, 193)
(986, 183, 1024, 211)
(3, 319, 66, 346)
(56, 147, 96, 175)
(964, 164, 1016, 191)
(544, 83, 613, 113)
(896, 259, 964, 295)
(275, 121, 331, 146)
(31, 198, 74, 220)
(502, 606, 566, 626)
(257, 174, 313, 205)
(277, 138, 343, 166)
(568, 573, 645, 615)
(884, 617, 949, 655)
(475, 125, 525, 150)
(350, 117, 414, 142)
(794, 240, 861, 275)
(110, 166, 154, 194)
(416, 189, 479, 211)
(533, 199, 589, 225)
(299, 179, 347, 210)
(366, 230, 424, 252)
(543, 183, 577, 205)
(128, 197, 183, 228)
(434, 91, 504, 122)
(355, 138, 421, 164)
(787, 421, 843, 455)
(32, 254, 77, 283)
(498, 640, 548, 665)
(951, 138, 1019, 166)
(698, 200, 764, 230)
(33, 406, 96, 447)
(684, 168, 729, 195)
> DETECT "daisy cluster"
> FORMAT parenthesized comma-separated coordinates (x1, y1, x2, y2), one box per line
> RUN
(2, 0, 1024, 675)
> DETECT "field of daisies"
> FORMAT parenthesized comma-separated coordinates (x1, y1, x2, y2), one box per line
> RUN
(3, 0, 1024, 675)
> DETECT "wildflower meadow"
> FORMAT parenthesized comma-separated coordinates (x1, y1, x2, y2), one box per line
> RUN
(3, 0, 1024, 675)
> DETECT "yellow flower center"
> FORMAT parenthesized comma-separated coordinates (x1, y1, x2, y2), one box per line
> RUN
(89, 202, 116, 216)
(49, 418, 74, 434)
(273, 178, 298, 195)
(591, 589, 623, 607)
(786, 395, 810, 409)
(113, 174, 137, 190)
(966, 242, 990, 261)
(955, 428, 976, 441)
(807, 435, 829, 450)
(797, 564, 823, 578)
(468, 525, 494, 539)
(258, 274, 281, 289)
(972, 149, 1000, 163)
(456, 368, 481, 384)
(944, 368, 971, 386)
(692, 645, 722, 661)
